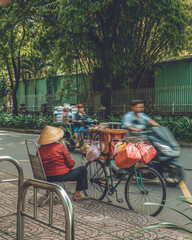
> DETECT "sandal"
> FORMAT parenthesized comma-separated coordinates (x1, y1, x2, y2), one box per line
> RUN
(72, 195, 89, 201)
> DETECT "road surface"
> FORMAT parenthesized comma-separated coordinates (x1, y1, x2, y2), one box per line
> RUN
(0, 130, 192, 230)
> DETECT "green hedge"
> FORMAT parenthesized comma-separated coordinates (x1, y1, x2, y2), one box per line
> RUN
(0, 113, 54, 129)
(0, 113, 192, 142)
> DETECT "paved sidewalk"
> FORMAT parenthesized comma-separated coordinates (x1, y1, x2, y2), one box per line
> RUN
(0, 172, 191, 240)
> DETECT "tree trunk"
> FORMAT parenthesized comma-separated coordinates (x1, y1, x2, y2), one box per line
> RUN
(11, 68, 20, 116)
(101, 41, 112, 117)
(12, 90, 18, 115)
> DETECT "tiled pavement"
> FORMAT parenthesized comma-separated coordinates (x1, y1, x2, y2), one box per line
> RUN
(0, 172, 191, 240)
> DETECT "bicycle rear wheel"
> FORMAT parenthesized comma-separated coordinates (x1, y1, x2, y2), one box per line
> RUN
(125, 166, 166, 217)
(84, 160, 108, 200)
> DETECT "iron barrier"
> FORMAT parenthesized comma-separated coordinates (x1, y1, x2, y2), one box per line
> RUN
(17, 178, 74, 240)
(0, 156, 24, 195)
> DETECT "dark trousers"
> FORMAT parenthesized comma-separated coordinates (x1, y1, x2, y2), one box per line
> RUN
(47, 166, 88, 192)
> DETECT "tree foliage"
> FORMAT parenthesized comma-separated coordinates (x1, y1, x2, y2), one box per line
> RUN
(0, 1, 36, 114)
(0, 0, 190, 116)
(0, 0, 60, 114)
(59, 0, 189, 90)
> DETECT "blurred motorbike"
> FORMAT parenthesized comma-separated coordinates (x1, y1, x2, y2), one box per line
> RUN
(147, 126, 184, 187)
(113, 126, 184, 187)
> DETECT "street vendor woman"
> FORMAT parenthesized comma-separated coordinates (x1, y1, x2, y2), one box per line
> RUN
(37, 125, 88, 200)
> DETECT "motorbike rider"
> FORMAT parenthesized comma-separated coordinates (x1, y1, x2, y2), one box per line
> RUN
(121, 100, 183, 186)
(121, 99, 160, 132)
(73, 104, 86, 147)
(73, 104, 97, 147)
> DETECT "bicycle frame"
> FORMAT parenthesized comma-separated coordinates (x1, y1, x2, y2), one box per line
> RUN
(107, 159, 131, 194)
(86, 134, 156, 196)
(86, 143, 166, 216)
(99, 157, 149, 196)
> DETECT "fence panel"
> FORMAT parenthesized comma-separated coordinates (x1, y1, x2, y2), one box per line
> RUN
(2, 85, 192, 115)
(111, 86, 192, 115)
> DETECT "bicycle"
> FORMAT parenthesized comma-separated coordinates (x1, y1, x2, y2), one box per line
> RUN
(84, 140, 166, 217)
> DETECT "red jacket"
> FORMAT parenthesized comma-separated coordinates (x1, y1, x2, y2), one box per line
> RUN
(38, 143, 75, 177)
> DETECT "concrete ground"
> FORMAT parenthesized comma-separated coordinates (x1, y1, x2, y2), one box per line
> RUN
(0, 171, 191, 240)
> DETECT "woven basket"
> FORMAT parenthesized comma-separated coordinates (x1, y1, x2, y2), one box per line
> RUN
(90, 128, 128, 159)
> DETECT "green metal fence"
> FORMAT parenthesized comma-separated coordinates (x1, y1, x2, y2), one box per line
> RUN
(111, 85, 192, 115)
(2, 85, 192, 115)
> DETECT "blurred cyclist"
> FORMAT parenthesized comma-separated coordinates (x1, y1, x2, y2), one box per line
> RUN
(73, 104, 87, 147)
(74, 104, 98, 147)
(121, 100, 160, 133)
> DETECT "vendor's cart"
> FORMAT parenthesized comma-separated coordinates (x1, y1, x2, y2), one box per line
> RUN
(89, 128, 128, 159)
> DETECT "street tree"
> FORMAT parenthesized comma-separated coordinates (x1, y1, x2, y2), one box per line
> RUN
(0, 0, 59, 115)
(0, 1, 36, 115)
(58, 0, 189, 115)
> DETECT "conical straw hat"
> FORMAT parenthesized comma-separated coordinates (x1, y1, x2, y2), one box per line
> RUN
(37, 126, 64, 145)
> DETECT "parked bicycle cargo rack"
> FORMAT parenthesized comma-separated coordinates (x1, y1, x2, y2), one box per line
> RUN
(17, 179, 74, 240)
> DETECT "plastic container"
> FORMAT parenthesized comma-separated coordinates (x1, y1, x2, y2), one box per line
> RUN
(53, 104, 76, 123)
(53, 106, 64, 123)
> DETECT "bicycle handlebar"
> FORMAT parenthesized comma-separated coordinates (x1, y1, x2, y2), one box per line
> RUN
(129, 129, 151, 136)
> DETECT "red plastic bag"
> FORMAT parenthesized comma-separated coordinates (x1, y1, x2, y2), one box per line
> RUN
(115, 142, 142, 168)
(136, 142, 157, 164)
(86, 141, 101, 162)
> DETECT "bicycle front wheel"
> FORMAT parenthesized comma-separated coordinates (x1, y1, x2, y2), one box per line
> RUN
(84, 160, 108, 200)
(125, 166, 166, 217)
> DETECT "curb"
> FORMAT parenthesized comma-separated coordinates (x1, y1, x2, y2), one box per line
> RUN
(0, 127, 41, 135)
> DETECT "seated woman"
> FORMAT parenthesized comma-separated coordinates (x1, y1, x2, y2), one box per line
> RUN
(37, 125, 88, 200)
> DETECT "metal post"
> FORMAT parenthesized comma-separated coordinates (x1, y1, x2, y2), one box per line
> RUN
(123, 104, 126, 113)
(0, 156, 24, 240)
(172, 102, 175, 115)
(76, 60, 79, 105)
(0, 156, 23, 196)
(74, 55, 79, 105)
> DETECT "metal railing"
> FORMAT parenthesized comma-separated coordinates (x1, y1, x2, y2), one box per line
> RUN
(17, 179, 74, 240)
(0, 156, 24, 240)
(0, 156, 24, 196)
(111, 86, 192, 115)
(5, 85, 192, 115)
